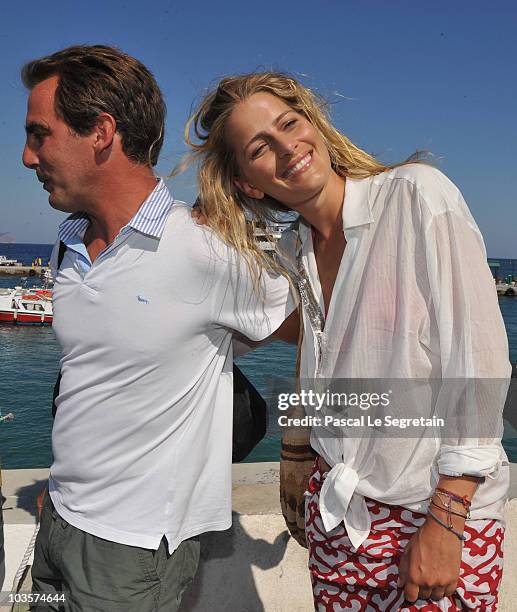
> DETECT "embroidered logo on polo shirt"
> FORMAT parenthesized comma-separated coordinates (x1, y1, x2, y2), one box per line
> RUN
(137, 295, 150, 304)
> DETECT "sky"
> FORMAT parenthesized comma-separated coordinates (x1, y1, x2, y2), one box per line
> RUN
(0, 0, 515, 256)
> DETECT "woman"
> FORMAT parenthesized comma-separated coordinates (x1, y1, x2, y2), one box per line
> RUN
(186, 73, 510, 611)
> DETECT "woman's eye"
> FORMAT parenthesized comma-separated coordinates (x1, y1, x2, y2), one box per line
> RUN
(251, 143, 267, 159)
(284, 118, 297, 129)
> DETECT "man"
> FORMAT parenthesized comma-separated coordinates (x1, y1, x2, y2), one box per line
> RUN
(22, 45, 295, 611)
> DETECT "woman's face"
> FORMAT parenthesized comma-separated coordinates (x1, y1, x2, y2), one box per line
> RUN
(225, 92, 334, 210)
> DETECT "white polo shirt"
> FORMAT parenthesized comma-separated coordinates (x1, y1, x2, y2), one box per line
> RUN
(49, 180, 294, 553)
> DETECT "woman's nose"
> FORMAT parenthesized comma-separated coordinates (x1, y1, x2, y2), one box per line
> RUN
(276, 134, 297, 157)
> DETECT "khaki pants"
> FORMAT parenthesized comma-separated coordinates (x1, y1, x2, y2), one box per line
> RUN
(31, 493, 199, 612)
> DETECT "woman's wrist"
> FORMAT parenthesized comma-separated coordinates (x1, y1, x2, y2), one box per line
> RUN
(425, 508, 467, 541)
(424, 483, 473, 540)
(427, 499, 467, 530)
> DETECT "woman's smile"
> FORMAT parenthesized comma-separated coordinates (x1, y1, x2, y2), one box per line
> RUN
(225, 91, 340, 209)
(282, 151, 313, 179)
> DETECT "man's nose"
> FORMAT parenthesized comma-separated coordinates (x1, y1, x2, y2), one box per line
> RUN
(22, 143, 38, 169)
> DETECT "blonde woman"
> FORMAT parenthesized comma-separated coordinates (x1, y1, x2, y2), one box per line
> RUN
(186, 73, 510, 611)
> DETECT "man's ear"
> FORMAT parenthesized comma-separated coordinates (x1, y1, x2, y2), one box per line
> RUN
(93, 112, 117, 155)
(234, 176, 265, 200)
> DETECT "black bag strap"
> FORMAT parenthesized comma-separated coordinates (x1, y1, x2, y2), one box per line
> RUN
(57, 241, 67, 270)
(51, 241, 66, 417)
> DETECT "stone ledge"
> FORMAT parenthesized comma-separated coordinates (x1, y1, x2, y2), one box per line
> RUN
(2, 464, 517, 610)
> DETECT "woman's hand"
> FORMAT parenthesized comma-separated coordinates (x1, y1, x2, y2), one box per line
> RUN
(191, 204, 208, 225)
(398, 516, 462, 602)
(398, 474, 478, 603)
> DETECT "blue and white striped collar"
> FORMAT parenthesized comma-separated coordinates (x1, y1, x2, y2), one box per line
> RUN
(58, 179, 174, 243)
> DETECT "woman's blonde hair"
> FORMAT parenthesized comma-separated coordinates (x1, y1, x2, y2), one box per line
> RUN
(184, 71, 418, 277)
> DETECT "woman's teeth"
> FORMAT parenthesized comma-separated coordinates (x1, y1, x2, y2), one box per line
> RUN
(284, 153, 311, 178)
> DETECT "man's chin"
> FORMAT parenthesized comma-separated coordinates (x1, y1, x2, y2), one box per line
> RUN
(47, 189, 83, 214)
(48, 192, 70, 213)
(48, 195, 61, 211)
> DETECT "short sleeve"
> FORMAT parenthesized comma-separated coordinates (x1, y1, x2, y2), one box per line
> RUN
(215, 247, 296, 341)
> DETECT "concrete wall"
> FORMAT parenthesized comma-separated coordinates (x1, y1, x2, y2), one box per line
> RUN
(2, 464, 516, 611)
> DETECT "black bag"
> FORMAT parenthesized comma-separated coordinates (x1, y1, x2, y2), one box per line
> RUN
(51, 241, 266, 463)
(232, 363, 267, 462)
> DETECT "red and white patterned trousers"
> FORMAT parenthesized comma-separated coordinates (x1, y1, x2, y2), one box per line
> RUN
(306, 458, 504, 611)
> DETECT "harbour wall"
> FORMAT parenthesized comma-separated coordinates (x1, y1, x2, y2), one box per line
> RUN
(1, 463, 517, 611)
(0, 266, 48, 277)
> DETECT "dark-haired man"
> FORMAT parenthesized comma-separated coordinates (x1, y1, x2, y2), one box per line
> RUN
(22, 45, 295, 611)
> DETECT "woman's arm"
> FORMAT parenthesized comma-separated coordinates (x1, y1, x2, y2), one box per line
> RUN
(400, 172, 510, 602)
(232, 308, 300, 358)
(398, 475, 480, 602)
(273, 308, 300, 344)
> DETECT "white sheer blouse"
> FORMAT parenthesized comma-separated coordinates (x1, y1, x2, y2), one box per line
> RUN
(279, 164, 511, 550)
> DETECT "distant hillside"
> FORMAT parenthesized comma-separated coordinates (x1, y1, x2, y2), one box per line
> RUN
(0, 233, 15, 244)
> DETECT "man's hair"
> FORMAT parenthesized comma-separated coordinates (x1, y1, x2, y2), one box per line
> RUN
(21, 45, 166, 166)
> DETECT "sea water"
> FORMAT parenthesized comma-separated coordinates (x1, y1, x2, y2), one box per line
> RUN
(1, 245, 516, 468)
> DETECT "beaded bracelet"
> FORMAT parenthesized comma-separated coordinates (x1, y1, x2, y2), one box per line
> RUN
(428, 509, 467, 541)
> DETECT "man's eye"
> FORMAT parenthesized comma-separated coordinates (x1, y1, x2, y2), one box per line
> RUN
(30, 133, 45, 145)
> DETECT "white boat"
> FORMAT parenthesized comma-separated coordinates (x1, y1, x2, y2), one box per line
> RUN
(0, 286, 53, 325)
(496, 282, 517, 296)
(0, 255, 21, 267)
(254, 224, 285, 252)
